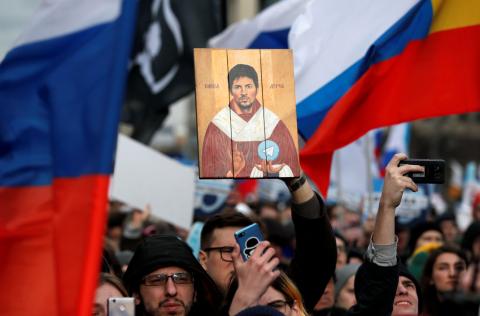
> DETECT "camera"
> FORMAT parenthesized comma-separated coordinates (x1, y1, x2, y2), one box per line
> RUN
(398, 159, 445, 184)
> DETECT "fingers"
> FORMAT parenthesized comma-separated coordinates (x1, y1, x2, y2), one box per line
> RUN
(250, 241, 279, 269)
(231, 243, 242, 270)
(400, 177, 418, 192)
(398, 164, 425, 175)
(388, 152, 408, 168)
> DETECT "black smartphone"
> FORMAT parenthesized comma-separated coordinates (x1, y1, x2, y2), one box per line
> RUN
(234, 223, 264, 261)
(398, 159, 445, 184)
(107, 297, 135, 316)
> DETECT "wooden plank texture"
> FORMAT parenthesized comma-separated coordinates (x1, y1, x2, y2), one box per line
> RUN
(195, 48, 300, 179)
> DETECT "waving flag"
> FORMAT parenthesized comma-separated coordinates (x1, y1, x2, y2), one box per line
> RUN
(208, 0, 305, 49)
(0, 1, 136, 315)
(375, 123, 411, 176)
(125, 0, 224, 143)
(292, 0, 480, 196)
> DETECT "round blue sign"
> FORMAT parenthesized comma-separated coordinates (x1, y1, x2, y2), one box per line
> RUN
(257, 140, 280, 161)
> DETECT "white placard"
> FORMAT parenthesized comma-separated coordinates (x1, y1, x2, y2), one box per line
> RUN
(110, 134, 195, 229)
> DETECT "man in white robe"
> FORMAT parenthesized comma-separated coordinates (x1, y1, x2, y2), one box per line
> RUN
(201, 64, 299, 178)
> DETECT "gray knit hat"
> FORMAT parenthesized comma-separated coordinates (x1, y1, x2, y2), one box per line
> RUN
(334, 263, 361, 297)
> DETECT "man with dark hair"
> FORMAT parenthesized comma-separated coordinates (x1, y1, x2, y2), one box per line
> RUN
(123, 235, 222, 316)
(201, 63, 299, 178)
(199, 174, 337, 314)
(199, 212, 255, 294)
(227, 64, 259, 91)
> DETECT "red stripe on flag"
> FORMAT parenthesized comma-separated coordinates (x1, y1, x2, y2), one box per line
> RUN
(301, 25, 480, 196)
(0, 175, 109, 316)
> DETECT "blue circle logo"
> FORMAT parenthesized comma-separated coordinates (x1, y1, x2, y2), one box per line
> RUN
(257, 140, 280, 161)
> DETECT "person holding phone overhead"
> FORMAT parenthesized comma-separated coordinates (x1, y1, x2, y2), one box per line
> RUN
(201, 63, 299, 178)
(200, 171, 337, 314)
(347, 153, 425, 316)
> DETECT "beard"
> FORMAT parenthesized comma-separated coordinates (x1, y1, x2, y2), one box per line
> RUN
(237, 100, 254, 112)
(141, 297, 193, 316)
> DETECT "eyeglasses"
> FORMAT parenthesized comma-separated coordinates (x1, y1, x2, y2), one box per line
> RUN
(266, 299, 294, 314)
(142, 272, 194, 286)
(202, 246, 234, 262)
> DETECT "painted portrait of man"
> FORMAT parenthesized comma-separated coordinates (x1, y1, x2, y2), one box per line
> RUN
(201, 63, 299, 178)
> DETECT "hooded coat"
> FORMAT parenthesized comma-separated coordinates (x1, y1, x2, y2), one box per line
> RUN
(123, 234, 222, 316)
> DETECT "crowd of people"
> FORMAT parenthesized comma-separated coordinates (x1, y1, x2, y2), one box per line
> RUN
(95, 153, 480, 316)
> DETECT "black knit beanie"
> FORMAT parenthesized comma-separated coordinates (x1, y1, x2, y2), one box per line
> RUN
(123, 234, 219, 299)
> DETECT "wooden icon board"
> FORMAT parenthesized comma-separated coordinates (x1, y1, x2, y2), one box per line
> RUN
(195, 48, 300, 179)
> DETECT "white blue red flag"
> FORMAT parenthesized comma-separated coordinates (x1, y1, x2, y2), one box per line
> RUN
(0, 0, 136, 315)
(293, 0, 480, 195)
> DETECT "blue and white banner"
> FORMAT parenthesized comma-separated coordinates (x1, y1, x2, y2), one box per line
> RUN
(208, 0, 305, 49)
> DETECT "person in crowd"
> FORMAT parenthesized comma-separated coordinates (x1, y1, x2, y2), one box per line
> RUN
(436, 212, 460, 244)
(200, 172, 337, 313)
(345, 153, 425, 316)
(407, 241, 442, 281)
(462, 221, 480, 261)
(93, 273, 128, 316)
(407, 221, 444, 258)
(346, 248, 364, 266)
(123, 234, 222, 316)
(312, 277, 335, 315)
(199, 211, 256, 294)
(334, 264, 361, 313)
(335, 233, 348, 269)
(223, 242, 309, 316)
(395, 220, 411, 262)
(420, 246, 473, 316)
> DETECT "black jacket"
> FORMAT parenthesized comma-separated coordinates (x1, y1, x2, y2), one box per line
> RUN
(288, 192, 337, 312)
(347, 261, 399, 316)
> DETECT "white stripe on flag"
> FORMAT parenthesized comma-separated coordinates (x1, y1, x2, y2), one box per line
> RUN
(289, 0, 419, 102)
(209, 0, 306, 48)
(15, 0, 121, 48)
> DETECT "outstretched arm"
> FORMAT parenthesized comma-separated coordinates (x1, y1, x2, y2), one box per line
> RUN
(285, 173, 336, 312)
(349, 153, 424, 315)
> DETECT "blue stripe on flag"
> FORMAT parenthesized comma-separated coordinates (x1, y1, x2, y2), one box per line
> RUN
(296, 0, 433, 140)
(247, 28, 290, 49)
(0, 0, 136, 186)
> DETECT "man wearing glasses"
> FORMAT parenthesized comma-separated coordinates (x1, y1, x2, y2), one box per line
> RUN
(199, 174, 337, 313)
(123, 235, 222, 316)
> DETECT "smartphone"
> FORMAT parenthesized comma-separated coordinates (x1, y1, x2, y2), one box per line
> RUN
(398, 159, 445, 184)
(235, 223, 264, 261)
(108, 297, 135, 316)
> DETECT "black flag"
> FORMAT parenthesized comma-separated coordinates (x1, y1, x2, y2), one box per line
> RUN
(124, 0, 224, 143)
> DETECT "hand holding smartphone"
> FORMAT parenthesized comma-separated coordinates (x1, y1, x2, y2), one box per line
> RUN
(108, 297, 135, 316)
(234, 223, 264, 261)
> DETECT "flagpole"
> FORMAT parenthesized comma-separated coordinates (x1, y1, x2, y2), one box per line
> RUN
(364, 133, 374, 215)
(335, 150, 343, 205)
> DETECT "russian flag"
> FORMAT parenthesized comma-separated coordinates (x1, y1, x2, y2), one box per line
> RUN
(210, 0, 480, 197)
(292, 0, 480, 196)
(0, 1, 136, 315)
(208, 0, 306, 49)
